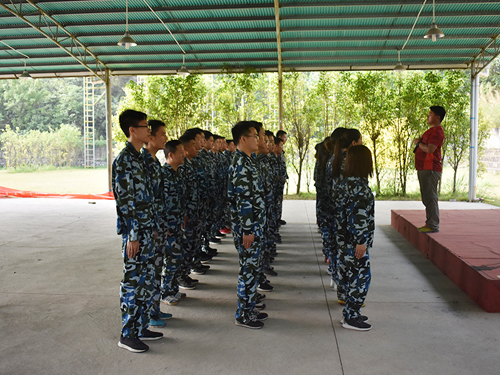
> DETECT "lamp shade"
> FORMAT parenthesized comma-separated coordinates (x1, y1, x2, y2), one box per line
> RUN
(117, 32, 137, 49)
(19, 69, 32, 79)
(424, 22, 445, 42)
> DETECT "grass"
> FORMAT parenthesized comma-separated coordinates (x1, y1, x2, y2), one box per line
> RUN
(0, 165, 499, 206)
(0, 167, 109, 194)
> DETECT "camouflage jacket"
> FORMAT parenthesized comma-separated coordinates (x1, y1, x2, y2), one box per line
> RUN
(268, 153, 281, 193)
(162, 163, 186, 233)
(224, 150, 235, 165)
(227, 149, 266, 236)
(278, 152, 289, 182)
(192, 153, 209, 202)
(112, 141, 156, 241)
(334, 176, 375, 249)
(141, 148, 164, 228)
(200, 149, 217, 200)
(178, 157, 199, 220)
(256, 153, 274, 208)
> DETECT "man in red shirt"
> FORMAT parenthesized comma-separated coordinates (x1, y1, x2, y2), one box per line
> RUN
(413, 106, 446, 233)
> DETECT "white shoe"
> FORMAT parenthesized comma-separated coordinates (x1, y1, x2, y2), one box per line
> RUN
(330, 278, 337, 291)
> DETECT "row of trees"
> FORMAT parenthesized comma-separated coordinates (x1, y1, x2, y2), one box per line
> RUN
(116, 69, 492, 196)
(0, 124, 82, 169)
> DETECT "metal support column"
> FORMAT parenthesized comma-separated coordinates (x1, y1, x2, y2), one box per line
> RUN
(274, 0, 283, 130)
(105, 69, 113, 191)
(468, 68, 479, 202)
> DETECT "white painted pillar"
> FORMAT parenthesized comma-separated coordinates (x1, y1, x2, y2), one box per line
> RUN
(105, 69, 113, 191)
(468, 69, 479, 202)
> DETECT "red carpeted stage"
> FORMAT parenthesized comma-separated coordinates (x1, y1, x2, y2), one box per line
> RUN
(391, 209, 500, 313)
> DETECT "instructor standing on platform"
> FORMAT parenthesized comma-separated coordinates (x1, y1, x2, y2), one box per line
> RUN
(414, 106, 446, 234)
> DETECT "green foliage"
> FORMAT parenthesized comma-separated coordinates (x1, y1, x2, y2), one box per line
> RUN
(0, 124, 82, 169)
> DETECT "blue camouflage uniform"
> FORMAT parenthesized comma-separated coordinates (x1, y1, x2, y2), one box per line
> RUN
(228, 149, 266, 322)
(334, 176, 374, 320)
(178, 157, 200, 277)
(161, 163, 186, 297)
(112, 142, 157, 339)
(141, 148, 164, 321)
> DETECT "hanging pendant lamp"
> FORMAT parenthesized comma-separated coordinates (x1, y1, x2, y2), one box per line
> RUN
(118, 0, 137, 49)
(394, 50, 406, 71)
(424, 0, 445, 42)
(177, 54, 190, 77)
(19, 58, 32, 79)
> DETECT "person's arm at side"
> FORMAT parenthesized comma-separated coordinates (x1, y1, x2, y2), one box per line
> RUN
(233, 159, 255, 249)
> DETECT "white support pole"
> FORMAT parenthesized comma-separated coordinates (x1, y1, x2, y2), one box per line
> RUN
(105, 69, 113, 192)
(468, 69, 479, 202)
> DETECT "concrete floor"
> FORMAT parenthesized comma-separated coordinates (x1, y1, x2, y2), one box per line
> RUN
(0, 198, 499, 375)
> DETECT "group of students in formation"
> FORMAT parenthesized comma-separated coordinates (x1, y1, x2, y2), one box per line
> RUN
(112, 109, 288, 353)
(314, 128, 375, 332)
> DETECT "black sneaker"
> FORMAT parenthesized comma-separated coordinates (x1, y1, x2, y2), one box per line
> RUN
(257, 293, 266, 302)
(178, 279, 197, 290)
(206, 247, 218, 257)
(278, 219, 287, 225)
(263, 267, 278, 277)
(255, 302, 266, 310)
(185, 276, 198, 284)
(342, 317, 372, 331)
(215, 232, 226, 239)
(139, 329, 164, 341)
(190, 266, 206, 275)
(200, 253, 212, 263)
(118, 336, 149, 353)
(341, 315, 369, 324)
(235, 316, 264, 329)
(209, 237, 221, 244)
(257, 282, 274, 292)
(253, 312, 268, 321)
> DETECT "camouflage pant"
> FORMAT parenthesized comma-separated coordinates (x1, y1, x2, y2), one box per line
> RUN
(150, 241, 164, 319)
(233, 232, 262, 321)
(181, 217, 202, 276)
(337, 244, 371, 320)
(162, 231, 184, 297)
(120, 231, 155, 339)
(321, 228, 339, 285)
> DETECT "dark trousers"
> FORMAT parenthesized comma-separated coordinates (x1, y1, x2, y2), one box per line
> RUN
(417, 170, 441, 230)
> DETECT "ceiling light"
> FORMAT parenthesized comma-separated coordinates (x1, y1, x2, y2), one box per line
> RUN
(19, 59, 32, 79)
(177, 55, 190, 77)
(118, 0, 137, 49)
(424, 0, 445, 42)
(394, 50, 406, 71)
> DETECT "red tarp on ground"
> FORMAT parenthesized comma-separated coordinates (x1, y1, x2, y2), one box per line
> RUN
(0, 185, 114, 200)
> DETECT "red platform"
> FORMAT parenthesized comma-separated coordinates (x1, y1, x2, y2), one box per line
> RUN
(391, 209, 500, 313)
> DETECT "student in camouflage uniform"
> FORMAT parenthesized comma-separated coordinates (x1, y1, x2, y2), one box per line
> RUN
(331, 129, 363, 300)
(221, 139, 236, 233)
(177, 133, 202, 289)
(142, 120, 168, 328)
(228, 121, 269, 329)
(276, 130, 288, 227)
(113, 109, 163, 353)
(161, 140, 188, 306)
(334, 144, 374, 332)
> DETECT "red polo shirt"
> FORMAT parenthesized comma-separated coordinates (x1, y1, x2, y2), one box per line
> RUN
(415, 125, 444, 172)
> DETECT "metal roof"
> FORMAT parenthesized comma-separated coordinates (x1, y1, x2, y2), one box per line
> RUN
(0, 0, 499, 79)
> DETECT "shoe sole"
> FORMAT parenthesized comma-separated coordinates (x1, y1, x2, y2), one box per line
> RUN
(234, 320, 264, 329)
(341, 322, 371, 331)
(179, 285, 197, 290)
(140, 335, 163, 341)
(340, 317, 369, 324)
(162, 300, 179, 306)
(118, 341, 149, 353)
(257, 287, 273, 292)
(190, 271, 205, 275)
(149, 322, 166, 328)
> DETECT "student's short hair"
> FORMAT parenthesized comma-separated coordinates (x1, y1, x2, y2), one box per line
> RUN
(213, 135, 222, 141)
(265, 130, 274, 138)
(179, 133, 195, 144)
(430, 106, 446, 122)
(184, 128, 203, 138)
(203, 130, 213, 140)
(226, 139, 234, 145)
(250, 121, 263, 134)
(343, 145, 373, 179)
(119, 109, 147, 138)
(165, 140, 181, 155)
(148, 119, 165, 137)
(276, 130, 287, 139)
(232, 121, 256, 146)
(274, 136, 284, 145)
